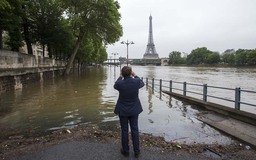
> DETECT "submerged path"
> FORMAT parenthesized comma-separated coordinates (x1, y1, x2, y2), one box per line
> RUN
(2, 114, 256, 160)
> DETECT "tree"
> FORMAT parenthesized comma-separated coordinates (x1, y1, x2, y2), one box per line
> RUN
(76, 33, 108, 66)
(246, 49, 256, 65)
(61, 0, 123, 75)
(235, 49, 247, 65)
(206, 52, 220, 64)
(169, 51, 186, 64)
(5, 25, 23, 51)
(0, 0, 11, 49)
(47, 18, 74, 59)
(29, 0, 66, 57)
(21, 0, 36, 55)
(0, 0, 24, 51)
(222, 49, 236, 64)
(187, 47, 212, 65)
(0, 0, 10, 9)
(223, 49, 235, 54)
(222, 52, 235, 64)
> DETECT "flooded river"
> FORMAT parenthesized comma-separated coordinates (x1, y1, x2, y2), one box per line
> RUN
(0, 66, 255, 144)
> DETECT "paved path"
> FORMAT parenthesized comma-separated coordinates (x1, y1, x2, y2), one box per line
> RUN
(7, 112, 256, 160)
(10, 142, 210, 160)
(198, 112, 256, 149)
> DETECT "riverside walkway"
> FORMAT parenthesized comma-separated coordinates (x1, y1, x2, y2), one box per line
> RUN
(2, 73, 256, 159)
(8, 142, 217, 160)
(5, 78, 256, 160)
(148, 77, 256, 148)
(7, 116, 256, 160)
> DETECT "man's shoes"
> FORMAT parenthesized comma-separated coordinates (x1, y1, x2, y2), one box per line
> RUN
(121, 149, 129, 157)
(135, 152, 140, 158)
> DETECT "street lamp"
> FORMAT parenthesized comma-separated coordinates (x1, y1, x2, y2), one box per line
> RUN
(121, 40, 134, 66)
(112, 53, 118, 65)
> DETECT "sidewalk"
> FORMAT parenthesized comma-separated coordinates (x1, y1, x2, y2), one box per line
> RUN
(9, 142, 210, 160)
(5, 112, 256, 160)
(8, 140, 256, 160)
(197, 112, 256, 149)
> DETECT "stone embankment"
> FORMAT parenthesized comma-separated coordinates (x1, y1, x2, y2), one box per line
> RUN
(0, 49, 66, 94)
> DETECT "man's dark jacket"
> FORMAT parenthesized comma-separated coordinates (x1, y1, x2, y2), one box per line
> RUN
(114, 76, 144, 116)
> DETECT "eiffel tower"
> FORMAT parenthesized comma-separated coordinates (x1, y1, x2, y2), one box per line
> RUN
(143, 14, 159, 59)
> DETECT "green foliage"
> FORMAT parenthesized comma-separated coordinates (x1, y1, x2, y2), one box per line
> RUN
(187, 47, 213, 65)
(221, 49, 235, 64)
(1, 0, 122, 67)
(61, 0, 123, 74)
(48, 18, 74, 58)
(205, 52, 220, 64)
(76, 33, 108, 64)
(184, 47, 256, 66)
(0, 0, 11, 10)
(5, 25, 23, 51)
(222, 52, 235, 64)
(62, 0, 123, 43)
(31, 1, 64, 45)
(233, 49, 256, 66)
(247, 50, 256, 65)
(169, 51, 186, 64)
(25, 0, 74, 57)
(0, 0, 24, 50)
(235, 49, 247, 65)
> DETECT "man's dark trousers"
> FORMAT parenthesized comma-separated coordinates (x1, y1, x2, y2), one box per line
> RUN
(119, 115, 140, 154)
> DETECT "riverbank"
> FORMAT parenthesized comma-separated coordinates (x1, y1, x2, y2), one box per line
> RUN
(168, 63, 256, 68)
(1, 124, 256, 160)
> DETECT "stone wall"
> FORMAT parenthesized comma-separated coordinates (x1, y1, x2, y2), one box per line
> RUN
(0, 76, 15, 93)
(0, 49, 65, 69)
(0, 49, 66, 94)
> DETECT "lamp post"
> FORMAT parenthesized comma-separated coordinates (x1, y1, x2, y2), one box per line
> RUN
(112, 53, 118, 66)
(121, 40, 134, 66)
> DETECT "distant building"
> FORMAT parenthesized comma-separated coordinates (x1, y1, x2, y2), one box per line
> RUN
(161, 58, 169, 66)
(1, 31, 48, 58)
(20, 43, 49, 58)
(143, 14, 159, 59)
(223, 49, 235, 54)
(182, 52, 188, 57)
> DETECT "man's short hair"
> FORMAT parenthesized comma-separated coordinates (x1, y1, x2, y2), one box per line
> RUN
(121, 66, 132, 77)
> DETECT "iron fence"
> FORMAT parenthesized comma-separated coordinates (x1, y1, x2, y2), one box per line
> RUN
(143, 77, 256, 112)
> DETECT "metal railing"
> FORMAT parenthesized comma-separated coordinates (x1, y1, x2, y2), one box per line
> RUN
(143, 77, 256, 112)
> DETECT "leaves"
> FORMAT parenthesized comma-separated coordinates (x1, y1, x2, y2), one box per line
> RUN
(1, 0, 122, 69)
(62, 0, 122, 75)
(169, 51, 186, 64)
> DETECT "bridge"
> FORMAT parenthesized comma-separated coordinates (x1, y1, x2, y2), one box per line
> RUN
(104, 59, 120, 65)
(131, 59, 161, 66)
(104, 58, 164, 66)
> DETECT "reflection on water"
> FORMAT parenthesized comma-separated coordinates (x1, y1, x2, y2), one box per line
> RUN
(0, 67, 118, 138)
(146, 86, 153, 115)
(1, 66, 255, 144)
(135, 66, 256, 113)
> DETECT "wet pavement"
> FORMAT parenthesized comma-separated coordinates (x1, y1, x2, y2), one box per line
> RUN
(198, 112, 256, 149)
(1, 66, 256, 159)
(9, 142, 211, 160)
(4, 112, 256, 160)
(7, 140, 256, 160)
(2, 66, 256, 145)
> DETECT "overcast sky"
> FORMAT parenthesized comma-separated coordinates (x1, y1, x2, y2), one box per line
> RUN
(106, 0, 256, 59)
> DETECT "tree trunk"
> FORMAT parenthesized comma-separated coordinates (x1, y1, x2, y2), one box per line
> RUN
(0, 29, 3, 49)
(63, 32, 85, 76)
(22, 5, 33, 55)
(42, 44, 45, 57)
(23, 19, 33, 55)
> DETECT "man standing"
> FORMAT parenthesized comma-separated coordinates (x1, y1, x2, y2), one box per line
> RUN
(114, 66, 145, 158)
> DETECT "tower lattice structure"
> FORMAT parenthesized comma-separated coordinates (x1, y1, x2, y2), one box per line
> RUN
(143, 15, 159, 59)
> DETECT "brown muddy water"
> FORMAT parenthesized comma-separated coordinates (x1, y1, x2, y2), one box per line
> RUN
(1, 66, 255, 144)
